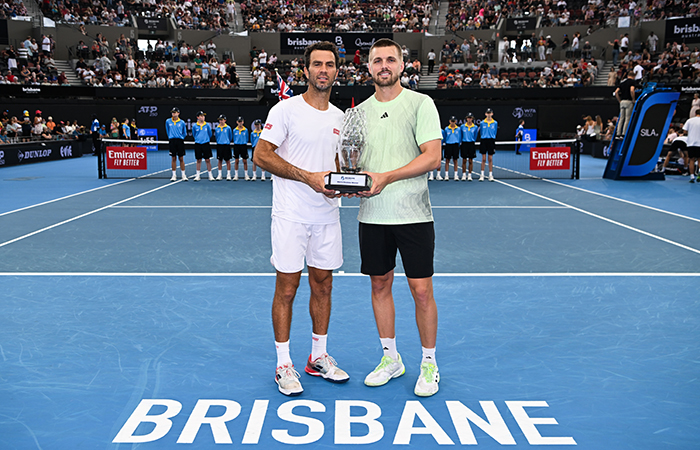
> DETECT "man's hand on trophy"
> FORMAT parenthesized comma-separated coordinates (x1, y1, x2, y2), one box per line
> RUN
(357, 171, 388, 197)
(305, 171, 339, 197)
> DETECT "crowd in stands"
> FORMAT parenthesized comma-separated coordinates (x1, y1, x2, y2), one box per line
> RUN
(643, 0, 698, 21)
(37, 0, 132, 26)
(0, 34, 71, 86)
(239, 0, 434, 32)
(611, 41, 700, 87)
(69, 34, 240, 88)
(433, 36, 599, 89)
(249, 45, 422, 89)
(36, 0, 234, 31)
(0, 109, 86, 144)
(1, 0, 28, 18)
(443, 0, 696, 33)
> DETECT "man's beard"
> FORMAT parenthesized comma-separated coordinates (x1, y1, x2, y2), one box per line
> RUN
(372, 70, 399, 87)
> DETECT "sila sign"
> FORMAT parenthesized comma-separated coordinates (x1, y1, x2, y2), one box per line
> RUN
(113, 399, 576, 446)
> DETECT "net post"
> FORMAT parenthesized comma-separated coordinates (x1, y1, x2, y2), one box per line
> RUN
(574, 138, 581, 180)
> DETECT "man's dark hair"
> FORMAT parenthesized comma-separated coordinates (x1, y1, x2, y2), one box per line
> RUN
(369, 38, 403, 59)
(304, 41, 339, 68)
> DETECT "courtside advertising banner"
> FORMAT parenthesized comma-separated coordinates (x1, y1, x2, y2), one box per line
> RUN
(665, 18, 700, 45)
(280, 33, 392, 54)
(530, 147, 570, 170)
(106, 147, 148, 170)
(137, 128, 159, 151)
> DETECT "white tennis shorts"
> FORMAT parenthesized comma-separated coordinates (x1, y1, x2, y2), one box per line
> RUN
(270, 216, 343, 273)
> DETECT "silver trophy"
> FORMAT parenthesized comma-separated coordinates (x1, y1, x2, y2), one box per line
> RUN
(326, 107, 371, 193)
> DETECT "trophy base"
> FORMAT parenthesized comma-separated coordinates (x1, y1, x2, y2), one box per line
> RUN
(325, 172, 370, 193)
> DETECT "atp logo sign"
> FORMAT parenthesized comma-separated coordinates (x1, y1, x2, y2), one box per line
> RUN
(138, 106, 159, 117)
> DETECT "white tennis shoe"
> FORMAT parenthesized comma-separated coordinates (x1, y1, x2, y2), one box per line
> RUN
(414, 362, 440, 397)
(275, 364, 303, 396)
(304, 353, 350, 383)
(364, 353, 405, 387)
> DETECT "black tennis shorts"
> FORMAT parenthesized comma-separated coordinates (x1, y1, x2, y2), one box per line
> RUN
(669, 140, 687, 155)
(359, 221, 435, 279)
(688, 146, 700, 159)
(169, 138, 185, 157)
(480, 138, 496, 155)
(194, 142, 212, 160)
(460, 141, 476, 159)
(233, 144, 248, 160)
(217, 143, 232, 161)
(444, 143, 460, 160)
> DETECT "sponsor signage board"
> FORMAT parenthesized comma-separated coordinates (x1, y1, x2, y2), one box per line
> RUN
(0, 141, 83, 167)
(506, 18, 537, 31)
(280, 33, 392, 54)
(665, 18, 700, 45)
(137, 128, 159, 151)
(137, 17, 168, 32)
(530, 147, 571, 170)
(106, 146, 148, 170)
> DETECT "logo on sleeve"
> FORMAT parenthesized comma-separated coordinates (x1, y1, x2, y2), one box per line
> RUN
(333, 128, 340, 135)
(264, 123, 273, 130)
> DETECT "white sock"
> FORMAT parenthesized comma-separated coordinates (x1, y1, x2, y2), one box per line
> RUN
(481, 170, 484, 176)
(380, 337, 398, 360)
(172, 170, 176, 178)
(311, 333, 327, 361)
(275, 340, 292, 368)
(196, 170, 200, 176)
(422, 346, 436, 365)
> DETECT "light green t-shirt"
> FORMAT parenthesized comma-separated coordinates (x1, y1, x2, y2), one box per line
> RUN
(356, 88, 442, 225)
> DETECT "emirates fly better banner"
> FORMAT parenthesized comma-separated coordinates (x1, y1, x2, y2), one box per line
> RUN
(106, 147, 148, 170)
(530, 147, 570, 170)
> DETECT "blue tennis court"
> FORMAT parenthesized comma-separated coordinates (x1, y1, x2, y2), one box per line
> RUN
(1, 155, 698, 449)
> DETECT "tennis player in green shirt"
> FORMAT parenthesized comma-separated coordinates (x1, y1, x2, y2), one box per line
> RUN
(355, 38, 443, 397)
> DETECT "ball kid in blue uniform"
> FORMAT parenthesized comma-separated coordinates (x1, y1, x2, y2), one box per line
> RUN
(479, 108, 498, 181)
(232, 116, 250, 180)
(515, 119, 525, 155)
(166, 107, 188, 181)
(215, 114, 233, 180)
(249, 119, 266, 180)
(440, 115, 461, 181)
(460, 112, 478, 181)
(192, 111, 214, 181)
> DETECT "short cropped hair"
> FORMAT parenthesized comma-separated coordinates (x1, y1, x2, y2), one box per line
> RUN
(304, 41, 339, 68)
(369, 38, 403, 60)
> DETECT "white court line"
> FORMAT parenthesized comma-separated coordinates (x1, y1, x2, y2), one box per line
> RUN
(0, 272, 698, 277)
(0, 161, 199, 218)
(0, 178, 135, 218)
(112, 205, 567, 209)
(0, 181, 181, 249)
(495, 179, 700, 256)
(114, 205, 268, 209)
(541, 178, 700, 224)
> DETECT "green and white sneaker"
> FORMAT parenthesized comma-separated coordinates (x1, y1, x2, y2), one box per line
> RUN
(364, 353, 405, 387)
(275, 364, 303, 396)
(414, 362, 439, 397)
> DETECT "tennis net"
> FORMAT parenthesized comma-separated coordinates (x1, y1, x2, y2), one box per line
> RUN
(101, 138, 253, 179)
(100, 138, 580, 180)
(436, 138, 580, 180)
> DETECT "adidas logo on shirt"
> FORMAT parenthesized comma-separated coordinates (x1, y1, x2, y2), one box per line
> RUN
(380, 112, 389, 119)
